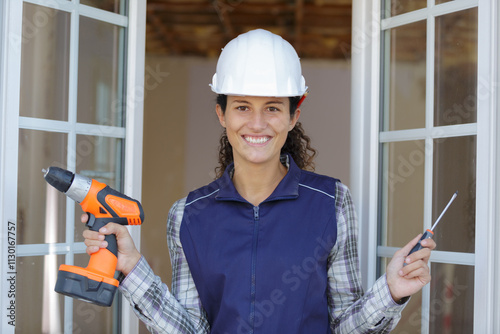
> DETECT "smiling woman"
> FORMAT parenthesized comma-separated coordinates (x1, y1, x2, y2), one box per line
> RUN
(214, 94, 316, 179)
(81, 28, 436, 334)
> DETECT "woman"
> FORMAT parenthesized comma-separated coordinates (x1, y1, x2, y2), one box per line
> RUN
(83, 29, 435, 333)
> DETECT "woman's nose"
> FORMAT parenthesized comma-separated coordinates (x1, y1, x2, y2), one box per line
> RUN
(247, 111, 267, 130)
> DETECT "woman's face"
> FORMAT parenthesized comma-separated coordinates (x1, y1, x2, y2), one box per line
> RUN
(216, 95, 300, 167)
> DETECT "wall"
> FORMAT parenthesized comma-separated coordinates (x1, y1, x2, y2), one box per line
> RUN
(140, 56, 352, 304)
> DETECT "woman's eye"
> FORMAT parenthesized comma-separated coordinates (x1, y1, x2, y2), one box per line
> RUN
(236, 106, 249, 111)
(267, 107, 280, 112)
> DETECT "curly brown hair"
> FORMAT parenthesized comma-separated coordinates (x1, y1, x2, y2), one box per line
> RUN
(214, 94, 317, 178)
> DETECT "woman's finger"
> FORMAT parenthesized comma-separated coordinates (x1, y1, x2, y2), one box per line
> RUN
(80, 213, 89, 223)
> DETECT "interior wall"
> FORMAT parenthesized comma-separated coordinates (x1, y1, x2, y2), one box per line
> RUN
(140, 55, 352, 294)
(141, 56, 190, 286)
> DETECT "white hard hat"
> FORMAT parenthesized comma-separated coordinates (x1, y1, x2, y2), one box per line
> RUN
(210, 29, 307, 97)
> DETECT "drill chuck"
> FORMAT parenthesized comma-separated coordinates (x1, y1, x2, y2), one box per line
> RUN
(43, 166, 91, 203)
(43, 167, 74, 193)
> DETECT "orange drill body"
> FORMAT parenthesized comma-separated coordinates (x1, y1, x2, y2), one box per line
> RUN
(43, 167, 144, 306)
(80, 179, 143, 224)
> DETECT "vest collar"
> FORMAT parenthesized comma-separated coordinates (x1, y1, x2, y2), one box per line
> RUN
(215, 154, 301, 203)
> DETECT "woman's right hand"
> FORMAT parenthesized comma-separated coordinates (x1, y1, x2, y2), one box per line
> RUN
(81, 214, 142, 276)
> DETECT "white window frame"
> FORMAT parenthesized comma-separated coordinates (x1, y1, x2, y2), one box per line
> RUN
(0, 0, 145, 333)
(351, 0, 499, 332)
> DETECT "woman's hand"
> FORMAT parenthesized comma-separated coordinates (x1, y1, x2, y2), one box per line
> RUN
(386, 234, 436, 303)
(81, 214, 142, 276)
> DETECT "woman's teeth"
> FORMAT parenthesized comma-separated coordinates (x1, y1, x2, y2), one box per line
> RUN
(244, 136, 270, 144)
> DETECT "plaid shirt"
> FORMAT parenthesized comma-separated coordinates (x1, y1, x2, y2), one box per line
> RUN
(119, 182, 406, 333)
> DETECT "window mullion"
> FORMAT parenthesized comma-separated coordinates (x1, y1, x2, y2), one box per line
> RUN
(381, 0, 479, 30)
(420, 3, 436, 331)
(0, 1, 23, 333)
(425, 13, 435, 132)
(62, 4, 81, 333)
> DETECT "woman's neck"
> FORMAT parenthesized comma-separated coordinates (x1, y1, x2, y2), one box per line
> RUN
(231, 158, 287, 206)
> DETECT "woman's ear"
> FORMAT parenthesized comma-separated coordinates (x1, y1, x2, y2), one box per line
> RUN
(289, 108, 301, 131)
(216, 104, 226, 128)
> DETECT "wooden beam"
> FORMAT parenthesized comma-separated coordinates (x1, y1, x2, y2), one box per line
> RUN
(144, 0, 355, 60)
(146, 9, 181, 54)
(294, 0, 304, 54)
(147, 1, 350, 16)
(147, 1, 293, 14)
(212, 0, 235, 37)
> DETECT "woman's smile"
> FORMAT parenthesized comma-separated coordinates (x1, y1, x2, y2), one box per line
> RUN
(242, 135, 271, 145)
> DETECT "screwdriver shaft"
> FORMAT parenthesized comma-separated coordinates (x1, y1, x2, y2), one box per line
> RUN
(430, 191, 458, 231)
(403, 191, 458, 266)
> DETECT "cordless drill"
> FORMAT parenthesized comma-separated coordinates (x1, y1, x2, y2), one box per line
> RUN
(43, 166, 144, 306)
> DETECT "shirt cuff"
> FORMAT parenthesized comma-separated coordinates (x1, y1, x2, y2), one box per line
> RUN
(374, 274, 410, 314)
(118, 255, 155, 302)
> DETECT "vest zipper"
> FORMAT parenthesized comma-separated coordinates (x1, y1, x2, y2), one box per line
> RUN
(250, 206, 260, 333)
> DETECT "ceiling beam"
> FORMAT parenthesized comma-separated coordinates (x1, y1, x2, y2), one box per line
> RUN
(294, 0, 304, 54)
(147, 1, 350, 16)
(147, 8, 181, 55)
(212, 0, 235, 37)
(145, 0, 355, 60)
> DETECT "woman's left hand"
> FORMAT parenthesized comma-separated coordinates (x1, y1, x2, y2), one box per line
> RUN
(386, 234, 437, 303)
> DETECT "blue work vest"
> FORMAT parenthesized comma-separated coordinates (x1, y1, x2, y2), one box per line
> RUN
(180, 156, 338, 334)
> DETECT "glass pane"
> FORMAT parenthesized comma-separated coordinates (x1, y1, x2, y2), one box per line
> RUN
(436, 0, 454, 4)
(80, 0, 126, 15)
(18, 130, 67, 244)
(377, 256, 388, 278)
(383, 0, 426, 18)
(383, 20, 426, 131)
(380, 140, 425, 247)
(434, 8, 478, 126)
(78, 17, 125, 126)
(72, 254, 116, 332)
(432, 136, 476, 253)
(74, 135, 124, 242)
(19, 3, 70, 120)
(429, 263, 474, 333)
(17, 255, 65, 333)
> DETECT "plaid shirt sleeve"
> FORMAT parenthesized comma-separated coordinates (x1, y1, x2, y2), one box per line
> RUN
(119, 198, 210, 334)
(328, 182, 407, 333)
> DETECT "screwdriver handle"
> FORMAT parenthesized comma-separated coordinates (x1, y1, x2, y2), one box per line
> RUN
(403, 229, 434, 266)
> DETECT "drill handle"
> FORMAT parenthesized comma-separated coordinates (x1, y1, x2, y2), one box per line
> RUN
(86, 214, 126, 258)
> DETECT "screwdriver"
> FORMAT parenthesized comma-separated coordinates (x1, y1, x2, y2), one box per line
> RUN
(404, 191, 458, 266)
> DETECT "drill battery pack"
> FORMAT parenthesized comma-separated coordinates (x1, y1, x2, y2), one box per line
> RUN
(55, 267, 118, 307)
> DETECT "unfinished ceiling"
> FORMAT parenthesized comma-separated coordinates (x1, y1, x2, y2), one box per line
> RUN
(146, 0, 353, 60)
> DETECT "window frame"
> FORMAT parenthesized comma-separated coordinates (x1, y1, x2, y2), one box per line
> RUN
(0, 0, 145, 333)
(351, 0, 499, 332)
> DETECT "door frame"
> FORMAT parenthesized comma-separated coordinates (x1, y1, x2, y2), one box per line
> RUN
(0, 0, 146, 333)
(350, 0, 499, 332)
